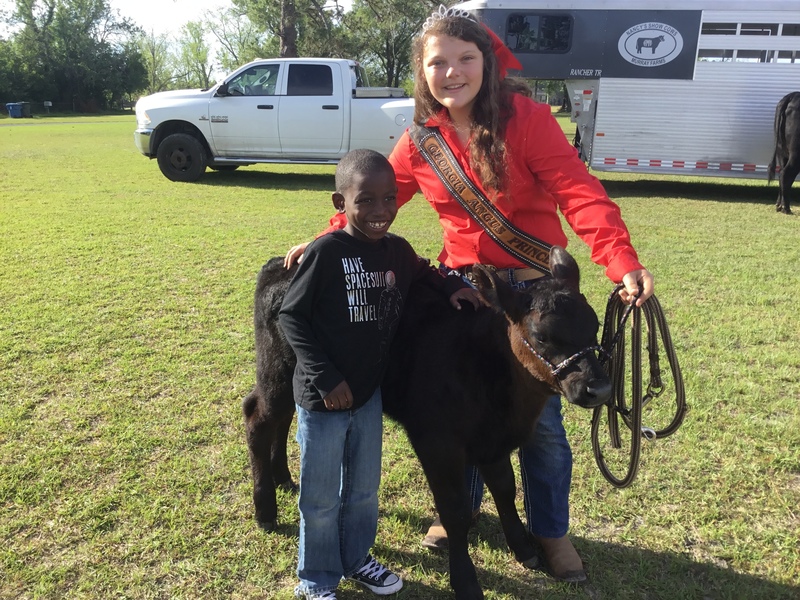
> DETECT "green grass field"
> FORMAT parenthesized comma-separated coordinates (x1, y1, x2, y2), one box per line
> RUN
(1, 114, 798, 599)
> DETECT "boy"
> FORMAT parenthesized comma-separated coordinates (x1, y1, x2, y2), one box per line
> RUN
(279, 149, 480, 600)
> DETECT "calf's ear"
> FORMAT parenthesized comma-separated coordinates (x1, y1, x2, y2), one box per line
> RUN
(549, 246, 580, 290)
(471, 264, 527, 320)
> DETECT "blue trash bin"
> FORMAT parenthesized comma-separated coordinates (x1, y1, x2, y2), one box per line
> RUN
(6, 103, 23, 118)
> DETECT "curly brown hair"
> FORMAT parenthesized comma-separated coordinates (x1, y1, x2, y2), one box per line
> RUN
(412, 14, 531, 197)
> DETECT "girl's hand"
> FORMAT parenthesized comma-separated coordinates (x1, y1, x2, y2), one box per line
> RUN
(284, 242, 310, 268)
(619, 269, 654, 307)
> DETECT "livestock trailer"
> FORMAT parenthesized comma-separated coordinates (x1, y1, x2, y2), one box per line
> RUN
(458, 0, 800, 179)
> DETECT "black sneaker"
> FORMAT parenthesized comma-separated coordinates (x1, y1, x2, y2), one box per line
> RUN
(347, 555, 403, 595)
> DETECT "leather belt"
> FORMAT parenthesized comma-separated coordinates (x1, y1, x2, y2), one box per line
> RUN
(460, 265, 546, 285)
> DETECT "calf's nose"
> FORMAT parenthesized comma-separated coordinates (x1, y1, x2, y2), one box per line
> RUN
(585, 379, 612, 407)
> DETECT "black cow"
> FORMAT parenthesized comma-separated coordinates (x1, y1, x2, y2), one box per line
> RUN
(242, 247, 611, 599)
(636, 35, 665, 54)
(768, 91, 800, 214)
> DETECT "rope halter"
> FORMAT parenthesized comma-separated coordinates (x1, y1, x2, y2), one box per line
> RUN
(519, 334, 609, 380)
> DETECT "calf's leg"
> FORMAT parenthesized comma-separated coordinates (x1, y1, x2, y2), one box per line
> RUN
(480, 458, 539, 568)
(242, 385, 296, 530)
(778, 157, 798, 214)
(412, 437, 484, 600)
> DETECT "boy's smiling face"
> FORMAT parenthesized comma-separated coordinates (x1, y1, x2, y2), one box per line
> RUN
(333, 168, 398, 243)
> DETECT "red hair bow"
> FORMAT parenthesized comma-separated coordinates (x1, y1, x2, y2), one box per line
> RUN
(483, 24, 522, 78)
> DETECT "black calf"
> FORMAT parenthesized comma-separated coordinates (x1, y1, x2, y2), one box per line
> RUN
(243, 247, 611, 599)
(768, 91, 800, 214)
(241, 258, 298, 530)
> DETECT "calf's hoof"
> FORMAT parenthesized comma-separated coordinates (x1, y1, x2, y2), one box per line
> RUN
(257, 518, 277, 532)
(278, 479, 298, 493)
(452, 582, 485, 600)
(519, 555, 541, 570)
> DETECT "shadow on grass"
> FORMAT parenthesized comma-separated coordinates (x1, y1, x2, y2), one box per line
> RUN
(601, 178, 780, 206)
(258, 508, 798, 599)
(197, 168, 334, 192)
(367, 510, 800, 600)
(270, 521, 300, 540)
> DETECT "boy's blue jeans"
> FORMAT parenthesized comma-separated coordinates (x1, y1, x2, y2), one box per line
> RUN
(443, 265, 573, 538)
(295, 388, 383, 594)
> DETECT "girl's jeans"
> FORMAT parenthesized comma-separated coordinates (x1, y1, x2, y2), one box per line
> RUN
(466, 394, 572, 538)
(443, 265, 573, 538)
(295, 388, 383, 594)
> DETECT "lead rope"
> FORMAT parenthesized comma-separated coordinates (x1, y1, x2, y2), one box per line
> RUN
(591, 285, 687, 488)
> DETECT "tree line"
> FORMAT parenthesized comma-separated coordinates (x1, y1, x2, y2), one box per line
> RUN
(0, 0, 438, 112)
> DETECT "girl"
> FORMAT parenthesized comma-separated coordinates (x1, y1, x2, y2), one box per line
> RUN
(286, 4, 654, 583)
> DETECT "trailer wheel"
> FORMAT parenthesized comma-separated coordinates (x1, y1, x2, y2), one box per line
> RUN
(157, 133, 207, 182)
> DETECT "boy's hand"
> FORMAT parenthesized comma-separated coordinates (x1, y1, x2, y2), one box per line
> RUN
(324, 380, 354, 410)
(449, 288, 484, 310)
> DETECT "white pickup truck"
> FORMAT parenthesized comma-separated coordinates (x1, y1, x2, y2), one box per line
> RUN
(134, 58, 415, 182)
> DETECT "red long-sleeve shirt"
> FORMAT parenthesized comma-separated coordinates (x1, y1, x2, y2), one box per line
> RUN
(325, 94, 643, 282)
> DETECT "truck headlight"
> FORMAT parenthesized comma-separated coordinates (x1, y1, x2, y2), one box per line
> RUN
(138, 110, 151, 127)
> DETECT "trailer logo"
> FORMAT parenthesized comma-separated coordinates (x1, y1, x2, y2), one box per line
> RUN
(618, 22, 683, 68)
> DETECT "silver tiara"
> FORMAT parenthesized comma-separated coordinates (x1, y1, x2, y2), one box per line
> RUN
(422, 4, 476, 32)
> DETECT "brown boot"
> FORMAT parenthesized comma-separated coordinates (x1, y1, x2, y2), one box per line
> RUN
(533, 534, 587, 583)
(421, 510, 481, 551)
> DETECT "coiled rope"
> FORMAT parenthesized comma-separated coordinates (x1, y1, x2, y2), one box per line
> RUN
(591, 285, 687, 488)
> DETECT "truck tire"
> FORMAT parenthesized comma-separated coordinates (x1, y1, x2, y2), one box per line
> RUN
(157, 133, 207, 182)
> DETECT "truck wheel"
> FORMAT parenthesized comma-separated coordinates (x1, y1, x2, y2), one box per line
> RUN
(157, 133, 207, 182)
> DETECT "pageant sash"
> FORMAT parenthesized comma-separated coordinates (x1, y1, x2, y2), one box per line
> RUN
(410, 125, 552, 275)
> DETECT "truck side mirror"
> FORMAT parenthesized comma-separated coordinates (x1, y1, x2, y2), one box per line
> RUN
(216, 83, 229, 96)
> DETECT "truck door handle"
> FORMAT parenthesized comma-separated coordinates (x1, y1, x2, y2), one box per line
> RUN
(257, 104, 274, 109)
(322, 105, 339, 110)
